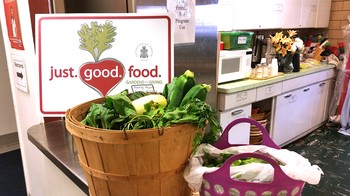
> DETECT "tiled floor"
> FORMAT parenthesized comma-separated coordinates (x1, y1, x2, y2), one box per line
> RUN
(284, 124, 350, 196)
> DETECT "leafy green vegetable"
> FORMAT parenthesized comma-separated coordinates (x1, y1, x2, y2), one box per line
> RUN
(202, 152, 285, 168)
(106, 93, 137, 117)
(128, 91, 149, 101)
(80, 70, 223, 150)
(80, 103, 117, 129)
(81, 95, 221, 149)
(203, 152, 233, 167)
(78, 21, 117, 62)
(231, 158, 267, 166)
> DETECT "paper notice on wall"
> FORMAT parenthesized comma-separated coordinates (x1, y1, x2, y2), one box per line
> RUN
(167, 0, 195, 44)
(11, 54, 28, 93)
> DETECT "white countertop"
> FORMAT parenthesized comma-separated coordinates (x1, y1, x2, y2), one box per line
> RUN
(218, 64, 336, 94)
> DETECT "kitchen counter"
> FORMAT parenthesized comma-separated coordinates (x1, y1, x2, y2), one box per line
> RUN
(218, 64, 336, 94)
(27, 120, 89, 195)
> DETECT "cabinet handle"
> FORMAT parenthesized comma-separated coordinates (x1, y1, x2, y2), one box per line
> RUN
(319, 82, 326, 87)
(284, 94, 292, 98)
(231, 109, 243, 116)
(303, 88, 310, 92)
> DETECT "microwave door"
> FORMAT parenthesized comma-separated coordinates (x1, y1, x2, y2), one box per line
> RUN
(218, 56, 244, 83)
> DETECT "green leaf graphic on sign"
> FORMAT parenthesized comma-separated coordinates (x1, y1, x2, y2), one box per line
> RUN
(78, 21, 117, 62)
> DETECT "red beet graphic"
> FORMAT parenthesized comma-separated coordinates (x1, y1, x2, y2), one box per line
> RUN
(79, 59, 125, 96)
(78, 20, 121, 96)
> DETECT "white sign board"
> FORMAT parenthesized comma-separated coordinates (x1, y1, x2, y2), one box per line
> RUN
(36, 14, 173, 116)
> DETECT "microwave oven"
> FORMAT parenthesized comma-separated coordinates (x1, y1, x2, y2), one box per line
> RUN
(218, 49, 252, 84)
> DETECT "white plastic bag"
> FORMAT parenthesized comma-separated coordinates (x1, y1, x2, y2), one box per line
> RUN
(184, 144, 324, 192)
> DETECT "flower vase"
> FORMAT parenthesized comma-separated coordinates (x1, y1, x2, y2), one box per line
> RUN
(292, 53, 300, 72)
(279, 53, 294, 73)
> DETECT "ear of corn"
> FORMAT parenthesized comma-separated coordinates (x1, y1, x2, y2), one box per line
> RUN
(180, 84, 211, 106)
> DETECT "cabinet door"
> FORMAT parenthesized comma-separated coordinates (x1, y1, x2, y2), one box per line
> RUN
(219, 104, 252, 145)
(232, 0, 261, 30)
(216, 0, 234, 31)
(261, 0, 286, 29)
(300, 0, 318, 28)
(232, 0, 285, 30)
(310, 80, 330, 126)
(272, 87, 312, 146)
(315, 0, 332, 28)
(283, 0, 302, 28)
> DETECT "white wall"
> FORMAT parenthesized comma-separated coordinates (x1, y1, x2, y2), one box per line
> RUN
(0, 22, 17, 136)
(0, 1, 85, 195)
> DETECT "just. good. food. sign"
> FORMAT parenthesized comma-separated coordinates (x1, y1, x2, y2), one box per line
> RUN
(36, 14, 173, 116)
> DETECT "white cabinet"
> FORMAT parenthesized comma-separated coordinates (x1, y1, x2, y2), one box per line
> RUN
(315, 0, 332, 28)
(300, 0, 318, 28)
(283, 0, 330, 28)
(231, 0, 261, 30)
(272, 86, 313, 146)
(232, 0, 285, 30)
(259, 0, 286, 29)
(217, 0, 331, 30)
(216, 0, 234, 31)
(219, 104, 252, 145)
(218, 67, 336, 146)
(310, 80, 331, 126)
(283, 0, 302, 28)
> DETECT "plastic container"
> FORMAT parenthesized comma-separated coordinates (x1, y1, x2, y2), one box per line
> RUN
(200, 118, 305, 196)
(271, 58, 279, 76)
(221, 31, 254, 50)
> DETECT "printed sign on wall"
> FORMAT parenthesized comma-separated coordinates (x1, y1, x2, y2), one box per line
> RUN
(3, 0, 24, 50)
(36, 14, 173, 116)
(11, 54, 28, 93)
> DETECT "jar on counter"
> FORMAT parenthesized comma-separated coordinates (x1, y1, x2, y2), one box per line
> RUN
(262, 63, 269, 78)
(255, 64, 263, 79)
(250, 67, 256, 78)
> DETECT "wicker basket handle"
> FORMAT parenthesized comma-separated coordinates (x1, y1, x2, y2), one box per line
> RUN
(211, 152, 293, 185)
(213, 117, 280, 149)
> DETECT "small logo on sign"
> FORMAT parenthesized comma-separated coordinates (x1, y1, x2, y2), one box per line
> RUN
(135, 43, 153, 61)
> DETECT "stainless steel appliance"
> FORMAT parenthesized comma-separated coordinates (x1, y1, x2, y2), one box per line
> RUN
(252, 34, 264, 67)
(218, 49, 252, 83)
(51, 0, 219, 108)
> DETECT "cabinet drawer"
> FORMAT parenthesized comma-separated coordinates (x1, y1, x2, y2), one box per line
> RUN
(219, 104, 252, 144)
(256, 83, 282, 101)
(218, 89, 256, 111)
(282, 69, 335, 92)
(324, 69, 336, 79)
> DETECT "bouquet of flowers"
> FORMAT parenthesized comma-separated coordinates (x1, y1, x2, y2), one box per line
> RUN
(270, 30, 304, 57)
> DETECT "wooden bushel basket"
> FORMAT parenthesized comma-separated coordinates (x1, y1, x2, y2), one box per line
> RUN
(65, 97, 202, 196)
